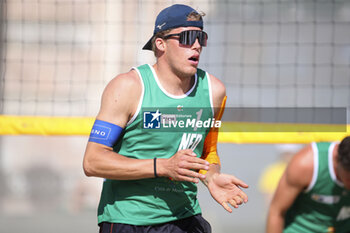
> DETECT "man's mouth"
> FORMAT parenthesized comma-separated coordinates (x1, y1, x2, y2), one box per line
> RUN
(188, 55, 199, 63)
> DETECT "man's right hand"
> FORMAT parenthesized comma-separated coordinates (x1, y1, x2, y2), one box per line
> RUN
(158, 149, 210, 183)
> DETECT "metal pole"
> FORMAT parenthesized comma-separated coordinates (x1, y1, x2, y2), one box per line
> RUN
(0, 0, 6, 203)
(0, 0, 5, 113)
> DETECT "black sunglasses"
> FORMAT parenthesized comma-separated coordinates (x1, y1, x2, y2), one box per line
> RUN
(162, 30, 208, 47)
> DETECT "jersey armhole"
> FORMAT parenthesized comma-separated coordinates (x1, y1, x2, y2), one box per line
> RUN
(305, 142, 319, 192)
(206, 72, 215, 117)
(126, 67, 144, 126)
(328, 142, 343, 186)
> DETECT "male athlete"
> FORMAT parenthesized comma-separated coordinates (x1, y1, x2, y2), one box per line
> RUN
(83, 4, 248, 233)
(266, 136, 350, 233)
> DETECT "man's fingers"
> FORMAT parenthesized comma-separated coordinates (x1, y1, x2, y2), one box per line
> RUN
(180, 149, 209, 165)
(238, 190, 248, 203)
(183, 177, 200, 183)
(171, 149, 211, 182)
(228, 199, 238, 208)
(232, 196, 243, 206)
(232, 189, 248, 203)
(175, 174, 200, 183)
(178, 168, 206, 180)
(232, 178, 249, 189)
(183, 162, 209, 171)
(186, 155, 210, 165)
(181, 149, 197, 156)
(221, 202, 233, 213)
(178, 157, 209, 171)
(223, 198, 244, 213)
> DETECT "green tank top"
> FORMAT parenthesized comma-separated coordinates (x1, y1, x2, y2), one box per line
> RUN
(97, 64, 214, 225)
(284, 142, 350, 233)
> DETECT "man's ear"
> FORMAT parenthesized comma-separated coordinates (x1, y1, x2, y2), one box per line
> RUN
(155, 37, 166, 52)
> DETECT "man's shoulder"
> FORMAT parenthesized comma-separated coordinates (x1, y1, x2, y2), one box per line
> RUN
(102, 69, 142, 106)
(289, 145, 314, 171)
(286, 144, 314, 188)
(108, 69, 141, 91)
(98, 69, 142, 125)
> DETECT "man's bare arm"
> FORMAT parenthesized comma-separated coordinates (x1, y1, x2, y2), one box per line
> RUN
(266, 145, 314, 233)
(200, 74, 249, 212)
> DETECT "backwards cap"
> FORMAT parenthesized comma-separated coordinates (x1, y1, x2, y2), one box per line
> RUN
(142, 4, 203, 50)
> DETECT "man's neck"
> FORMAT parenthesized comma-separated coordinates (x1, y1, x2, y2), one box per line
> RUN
(152, 63, 195, 96)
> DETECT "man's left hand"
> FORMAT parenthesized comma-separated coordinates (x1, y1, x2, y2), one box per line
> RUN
(207, 173, 249, 213)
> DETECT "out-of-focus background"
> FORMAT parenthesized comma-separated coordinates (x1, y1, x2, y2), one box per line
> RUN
(0, 0, 349, 233)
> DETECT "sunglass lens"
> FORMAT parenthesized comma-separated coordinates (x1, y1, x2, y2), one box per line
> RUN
(180, 30, 194, 46)
(180, 30, 208, 46)
(199, 31, 208, 47)
(179, 30, 208, 47)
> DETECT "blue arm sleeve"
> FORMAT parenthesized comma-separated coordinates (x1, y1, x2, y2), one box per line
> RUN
(88, 119, 123, 147)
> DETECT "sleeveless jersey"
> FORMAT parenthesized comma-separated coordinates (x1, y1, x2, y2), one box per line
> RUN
(97, 64, 214, 225)
(284, 142, 350, 233)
